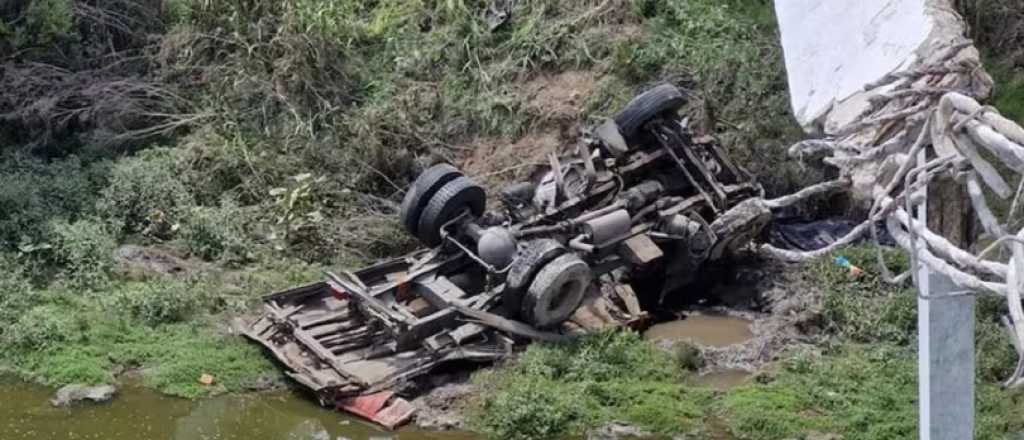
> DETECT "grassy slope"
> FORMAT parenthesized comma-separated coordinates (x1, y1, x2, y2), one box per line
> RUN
(1, 3, 1020, 437)
(470, 247, 1024, 439)
(0, 0, 801, 397)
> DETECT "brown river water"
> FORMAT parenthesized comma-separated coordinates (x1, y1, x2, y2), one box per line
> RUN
(0, 377, 481, 440)
(0, 315, 752, 439)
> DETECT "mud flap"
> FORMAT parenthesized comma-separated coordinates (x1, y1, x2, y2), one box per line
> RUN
(337, 391, 418, 430)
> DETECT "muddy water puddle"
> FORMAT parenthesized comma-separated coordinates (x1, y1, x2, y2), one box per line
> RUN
(693, 369, 750, 390)
(643, 314, 754, 347)
(0, 377, 481, 440)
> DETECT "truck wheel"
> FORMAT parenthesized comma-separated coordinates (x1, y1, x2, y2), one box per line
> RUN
(503, 239, 566, 317)
(417, 176, 486, 246)
(521, 253, 591, 328)
(708, 199, 771, 260)
(614, 83, 686, 139)
(399, 164, 462, 236)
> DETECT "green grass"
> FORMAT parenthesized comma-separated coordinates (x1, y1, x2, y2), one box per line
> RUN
(472, 334, 1024, 440)
(471, 245, 1024, 440)
(990, 62, 1024, 125)
(802, 246, 917, 344)
(8, 320, 280, 398)
(0, 265, 323, 398)
(720, 345, 1024, 440)
(2, 1, 1021, 436)
(0, 0, 804, 402)
(468, 331, 713, 439)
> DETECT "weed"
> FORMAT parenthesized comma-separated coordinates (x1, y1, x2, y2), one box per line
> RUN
(1, 276, 281, 396)
(135, 324, 280, 398)
(181, 201, 252, 263)
(97, 149, 193, 236)
(48, 218, 118, 289)
(112, 279, 208, 326)
(2, 304, 85, 351)
(720, 345, 1024, 440)
(0, 255, 38, 327)
(22, 0, 75, 47)
(469, 331, 711, 439)
(988, 60, 1024, 125)
(806, 246, 916, 344)
(0, 154, 108, 250)
(976, 295, 1018, 383)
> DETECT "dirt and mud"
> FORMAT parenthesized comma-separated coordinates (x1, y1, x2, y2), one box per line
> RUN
(409, 256, 829, 430)
(458, 70, 600, 190)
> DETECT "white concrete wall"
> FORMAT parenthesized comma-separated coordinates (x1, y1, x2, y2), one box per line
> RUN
(774, 0, 935, 129)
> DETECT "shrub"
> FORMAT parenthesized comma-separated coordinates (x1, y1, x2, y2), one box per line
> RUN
(97, 149, 194, 236)
(976, 295, 1018, 383)
(2, 304, 84, 350)
(472, 375, 586, 440)
(181, 201, 251, 262)
(22, 0, 75, 47)
(49, 218, 117, 289)
(113, 279, 207, 326)
(0, 155, 108, 250)
(0, 256, 40, 329)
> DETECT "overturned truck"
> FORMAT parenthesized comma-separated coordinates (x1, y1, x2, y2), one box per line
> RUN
(243, 84, 769, 427)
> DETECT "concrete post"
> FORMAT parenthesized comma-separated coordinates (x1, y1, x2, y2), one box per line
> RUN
(918, 270, 975, 440)
(916, 130, 975, 439)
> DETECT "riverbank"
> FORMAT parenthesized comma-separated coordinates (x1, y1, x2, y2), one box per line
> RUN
(464, 247, 1024, 439)
(0, 0, 796, 401)
(3, 246, 1024, 439)
(3, 1, 1024, 439)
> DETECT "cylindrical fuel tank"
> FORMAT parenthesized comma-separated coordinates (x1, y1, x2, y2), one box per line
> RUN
(583, 209, 631, 246)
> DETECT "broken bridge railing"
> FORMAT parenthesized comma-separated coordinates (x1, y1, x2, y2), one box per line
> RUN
(754, 40, 1024, 388)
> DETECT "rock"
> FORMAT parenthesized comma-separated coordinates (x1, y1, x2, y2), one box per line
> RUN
(113, 245, 194, 277)
(411, 373, 476, 430)
(51, 384, 117, 407)
(286, 420, 330, 440)
(240, 373, 286, 392)
(586, 422, 650, 440)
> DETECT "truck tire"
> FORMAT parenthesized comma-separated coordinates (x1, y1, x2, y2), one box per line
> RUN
(399, 164, 462, 236)
(521, 253, 591, 328)
(708, 198, 771, 261)
(503, 239, 567, 317)
(417, 176, 486, 246)
(614, 84, 686, 139)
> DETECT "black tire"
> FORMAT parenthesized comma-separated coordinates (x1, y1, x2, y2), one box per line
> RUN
(614, 84, 686, 139)
(521, 253, 591, 328)
(708, 199, 771, 261)
(399, 164, 463, 236)
(417, 176, 487, 246)
(503, 239, 567, 317)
